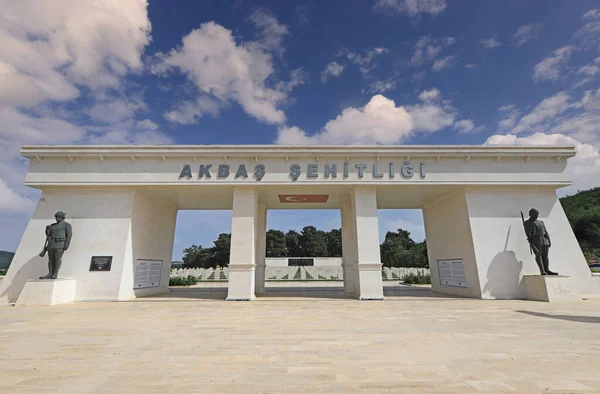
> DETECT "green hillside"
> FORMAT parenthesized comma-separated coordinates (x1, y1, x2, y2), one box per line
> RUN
(560, 187, 600, 262)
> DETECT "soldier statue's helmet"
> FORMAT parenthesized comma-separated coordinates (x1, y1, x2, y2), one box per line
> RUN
(528, 208, 539, 216)
(54, 211, 66, 218)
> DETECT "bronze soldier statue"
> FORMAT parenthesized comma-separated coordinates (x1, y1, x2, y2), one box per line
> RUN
(39, 211, 72, 280)
(523, 208, 558, 276)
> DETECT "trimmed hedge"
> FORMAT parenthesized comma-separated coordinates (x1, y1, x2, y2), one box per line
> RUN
(401, 272, 431, 284)
(169, 275, 199, 286)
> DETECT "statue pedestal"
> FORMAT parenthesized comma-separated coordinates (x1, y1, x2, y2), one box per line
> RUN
(16, 278, 76, 306)
(523, 275, 580, 302)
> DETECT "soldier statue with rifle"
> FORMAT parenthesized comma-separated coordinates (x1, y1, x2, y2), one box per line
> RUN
(521, 208, 558, 276)
(39, 211, 72, 280)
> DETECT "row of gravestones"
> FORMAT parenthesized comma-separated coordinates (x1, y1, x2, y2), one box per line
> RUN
(170, 266, 430, 281)
(382, 267, 430, 280)
(171, 267, 229, 280)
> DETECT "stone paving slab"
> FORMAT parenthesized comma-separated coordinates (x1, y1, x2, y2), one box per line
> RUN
(1, 290, 600, 393)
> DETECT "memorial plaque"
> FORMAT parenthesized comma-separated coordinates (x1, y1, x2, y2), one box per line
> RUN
(438, 259, 467, 288)
(89, 256, 112, 271)
(134, 259, 163, 289)
(288, 258, 314, 266)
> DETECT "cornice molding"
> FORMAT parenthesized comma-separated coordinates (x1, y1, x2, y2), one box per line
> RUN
(21, 144, 576, 160)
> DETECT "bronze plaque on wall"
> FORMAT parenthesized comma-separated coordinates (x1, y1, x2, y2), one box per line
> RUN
(90, 256, 113, 272)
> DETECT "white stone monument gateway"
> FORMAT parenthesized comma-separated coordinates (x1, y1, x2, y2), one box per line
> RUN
(1, 145, 598, 304)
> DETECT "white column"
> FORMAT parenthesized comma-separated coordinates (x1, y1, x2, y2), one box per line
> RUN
(227, 187, 258, 301)
(255, 204, 267, 294)
(352, 187, 384, 300)
(340, 201, 359, 295)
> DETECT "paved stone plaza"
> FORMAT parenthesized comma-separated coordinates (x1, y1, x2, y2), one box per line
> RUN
(2, 286, 600, 393)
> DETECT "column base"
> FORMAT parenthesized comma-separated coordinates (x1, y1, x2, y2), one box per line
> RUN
(523, 275, 580, 302)
(343, 263, 358, 295)
(357, 263, 384, 300)
(255, 264, 265, 294)
(226, 264, 256, 301)
(16, 278, 76, 306)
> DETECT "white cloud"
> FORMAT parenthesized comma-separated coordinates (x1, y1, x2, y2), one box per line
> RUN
(577, 64, 600, 76)
(0, 62, 78, 108)
(0, 0, 151, 94)
(87, 95, 147, 124)
(0, 107, 86, 146)
(576, 57, 600, 79)
(155, 12, 296, 125)
(0, 0, 175, 255)
(513, 23, 543, 46)
(0, 0, 172, 219)
(276, 94, 414, 145)
(248, 8, 289, 54)
(321, 62, 345, 83)
(432, 55, 456, 72)
(373, 0, 446, 17)
(408, 89, 457, 132)
(0, 177, 34, 212)
(582, 9, 600, 20)
(574, 20, 600, 51)
(339, 47, 390, 78)
(464, 64, 478, 69)
(364, 80, 397, 94)
(532, 46, 574, 82)
(411, 36, 456, 67)
(574, 77, 594, 88)
(277, 89, 463, 144)
(136, 119, 159, 131)
(485, 132, 600, 195)
(275, 68, 308, 94)
(511, 92, 572, 134)
(164, 97, 221, 124)
(87, 120, 172, 145)
(498, 104, 520, 131)
(480, 37, 502, 49)
(418, 88, 440, 103)
(453, 119, 476, 133)
(505, 90, 600, 147)
(581, 88, 600, 111)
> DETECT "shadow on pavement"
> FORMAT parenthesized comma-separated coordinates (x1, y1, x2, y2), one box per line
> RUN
(384, 285, 458, 299)
(128, 284, 463, 302)
(259, 287, 353, 300)
(516, 310, 600, 323)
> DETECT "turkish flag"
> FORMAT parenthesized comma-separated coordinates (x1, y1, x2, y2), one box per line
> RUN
(278, 195, 329, 203)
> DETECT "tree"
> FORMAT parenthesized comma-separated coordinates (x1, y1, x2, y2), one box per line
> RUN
(560, 187, 600, 262)
(212, 233, 231, 267)
(182, 244, 212, 268)
(266, 230, 287, 257)
(411, 240, 429, 268)
(299, 226, 328, 257)
(379, 229, 428, 268)
(326, 228, 342, 257)
(285, 230, 301, 257)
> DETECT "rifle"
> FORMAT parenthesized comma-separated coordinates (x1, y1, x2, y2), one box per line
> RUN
(521, 211, 540, 255)
(39, 226, 51, 257)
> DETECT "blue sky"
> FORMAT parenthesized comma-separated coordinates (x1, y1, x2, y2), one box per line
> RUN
(1, 0, 600, 258)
